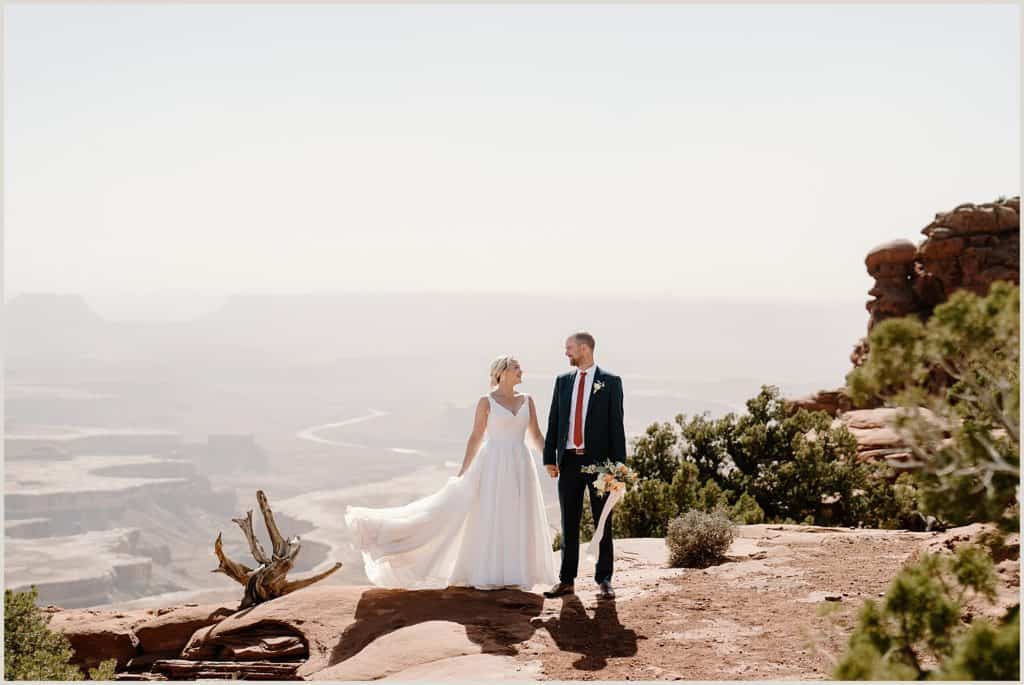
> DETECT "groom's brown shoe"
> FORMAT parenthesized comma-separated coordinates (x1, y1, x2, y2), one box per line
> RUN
(543, 582, 575, 598)
(597, 581, 616, 600)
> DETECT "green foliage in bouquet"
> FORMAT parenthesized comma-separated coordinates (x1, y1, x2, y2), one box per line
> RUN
(834, 545, 1019, 680)
(846, 281, 1020, 532)
(4, 587, 117, 681)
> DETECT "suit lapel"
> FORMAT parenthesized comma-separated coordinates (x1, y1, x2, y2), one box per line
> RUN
(584, 365, 603, 427)
(560, 372, 574, 436)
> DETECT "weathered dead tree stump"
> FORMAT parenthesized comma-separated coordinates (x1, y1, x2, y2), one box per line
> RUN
(212, 490, 342, 609)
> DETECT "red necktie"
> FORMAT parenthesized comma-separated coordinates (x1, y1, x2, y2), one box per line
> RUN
(573, 371, 587, 447)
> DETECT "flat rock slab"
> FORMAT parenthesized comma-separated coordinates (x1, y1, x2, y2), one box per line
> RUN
(47, 526, 1018, 681)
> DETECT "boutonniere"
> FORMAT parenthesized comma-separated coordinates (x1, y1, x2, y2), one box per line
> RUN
(592, 380, 605, 395)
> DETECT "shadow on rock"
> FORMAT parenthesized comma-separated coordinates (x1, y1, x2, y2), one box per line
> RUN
(534, 595, 638, 671)
(327, 587, 544, 667)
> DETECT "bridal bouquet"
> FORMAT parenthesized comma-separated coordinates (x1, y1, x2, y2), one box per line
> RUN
(580, 461, 639, 562)
(582, 461, 639, 495)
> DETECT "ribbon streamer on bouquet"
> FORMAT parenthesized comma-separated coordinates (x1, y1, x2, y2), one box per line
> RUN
(584, 486, 626, 562)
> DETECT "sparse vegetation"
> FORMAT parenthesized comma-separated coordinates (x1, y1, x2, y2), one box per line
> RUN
(847, 281, 1019, 533)
(4, 586, 116, 681)
(834, 546, 1018, 680)
(837, 282, 1020, 680)
(665, 508, 736, 568)
(614, 385, 909, 535)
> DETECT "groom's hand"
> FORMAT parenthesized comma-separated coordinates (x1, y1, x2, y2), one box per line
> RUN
(546, 465, 559, 479)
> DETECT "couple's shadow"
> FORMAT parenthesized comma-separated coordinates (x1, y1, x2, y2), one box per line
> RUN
(325, 588, 637, 674)
(327, 587, 544, 667)
(533, 595, 639, 671)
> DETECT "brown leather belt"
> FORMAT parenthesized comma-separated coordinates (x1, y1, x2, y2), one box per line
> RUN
(565, 448, 587, 456)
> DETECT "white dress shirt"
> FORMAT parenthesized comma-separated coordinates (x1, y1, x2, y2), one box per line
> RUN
(565, 363, 597, 449)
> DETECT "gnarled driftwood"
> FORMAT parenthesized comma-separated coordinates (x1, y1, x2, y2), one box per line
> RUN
(212, 490, 342, 609)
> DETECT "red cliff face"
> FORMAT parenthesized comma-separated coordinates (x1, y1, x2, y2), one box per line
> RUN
(788, 195, 1019, 418)
(853, 195, 1020, 366)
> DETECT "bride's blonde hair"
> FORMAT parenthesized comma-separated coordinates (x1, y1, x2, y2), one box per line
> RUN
(489, 354, 517, 388)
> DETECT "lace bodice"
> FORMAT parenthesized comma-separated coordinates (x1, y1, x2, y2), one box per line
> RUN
(485, 393, 529, 443)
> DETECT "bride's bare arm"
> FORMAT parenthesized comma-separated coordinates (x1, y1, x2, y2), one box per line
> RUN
(458, 397, 490, 476)
(526, 396, 545, 452)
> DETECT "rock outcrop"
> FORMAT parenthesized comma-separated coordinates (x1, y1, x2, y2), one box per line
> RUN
(785, 196, 1019, 468)
(784, 387, 853, 417)
(854, 195, 1019, 366)
(46, 529, 1018, 681)
(48, 584, 553, 681)
(829, 407, 948, 471)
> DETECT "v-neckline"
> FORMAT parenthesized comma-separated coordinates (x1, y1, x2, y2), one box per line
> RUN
(490, 393, 527, 418)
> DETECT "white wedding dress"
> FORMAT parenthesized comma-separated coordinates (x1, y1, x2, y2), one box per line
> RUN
(344, 394, 558, 591)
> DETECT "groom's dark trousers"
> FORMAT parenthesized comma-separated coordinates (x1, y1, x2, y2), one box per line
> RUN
(544, 367, 626, 586)
(557, 457, 614, 584)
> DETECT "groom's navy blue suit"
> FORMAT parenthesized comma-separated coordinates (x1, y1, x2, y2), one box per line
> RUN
(543, 365, 626, 585)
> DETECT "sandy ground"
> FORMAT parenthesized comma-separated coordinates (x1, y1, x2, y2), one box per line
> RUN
(50, 524, 1017, 681)
(515, 526, 950, 681)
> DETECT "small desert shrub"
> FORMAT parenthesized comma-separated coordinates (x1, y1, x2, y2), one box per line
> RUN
(665, 508, 736, 568)
(4, 587, 117, 681)
(835, 545, 1018, 680)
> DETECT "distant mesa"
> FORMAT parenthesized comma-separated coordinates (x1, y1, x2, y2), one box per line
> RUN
(5, 427, 271, 607)
(4, 292, 106, 324)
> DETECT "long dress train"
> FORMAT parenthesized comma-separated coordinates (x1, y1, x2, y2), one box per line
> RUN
(343, 394, 558, 590)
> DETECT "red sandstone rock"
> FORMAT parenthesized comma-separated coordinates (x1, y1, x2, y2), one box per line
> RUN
(133, 604, 235, 654)
(830, 408, 947, 469)
(865, 239, 917, 271)
(52, 583, 553, 680)
(852, 195, 1019, 367)
(48, 609, 148, 671)
(46, 534, 1018, 682)
(784, 388, 852, 417)
(918, 235, 966, 260)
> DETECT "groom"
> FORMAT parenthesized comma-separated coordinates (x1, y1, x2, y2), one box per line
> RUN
(543, 331, 626, 601)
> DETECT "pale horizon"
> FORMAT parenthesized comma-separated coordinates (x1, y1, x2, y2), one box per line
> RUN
(4, 3, 1020, 320)
(4, 287, 870, 324)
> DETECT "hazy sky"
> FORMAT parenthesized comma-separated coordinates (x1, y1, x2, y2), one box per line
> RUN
(4, 3, 1020, 316)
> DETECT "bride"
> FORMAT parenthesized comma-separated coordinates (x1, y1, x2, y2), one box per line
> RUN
(344, 355, 558, 591)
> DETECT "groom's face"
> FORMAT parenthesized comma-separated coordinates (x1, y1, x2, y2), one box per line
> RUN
(565, 338, 582, 366)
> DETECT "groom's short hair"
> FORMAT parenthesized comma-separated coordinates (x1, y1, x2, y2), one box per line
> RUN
(571, 331, 596, 350)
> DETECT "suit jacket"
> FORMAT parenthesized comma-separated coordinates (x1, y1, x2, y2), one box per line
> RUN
(543, 365, 626, 467)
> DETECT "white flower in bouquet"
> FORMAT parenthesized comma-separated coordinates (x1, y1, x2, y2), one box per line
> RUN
(583, 460, 639, 494)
